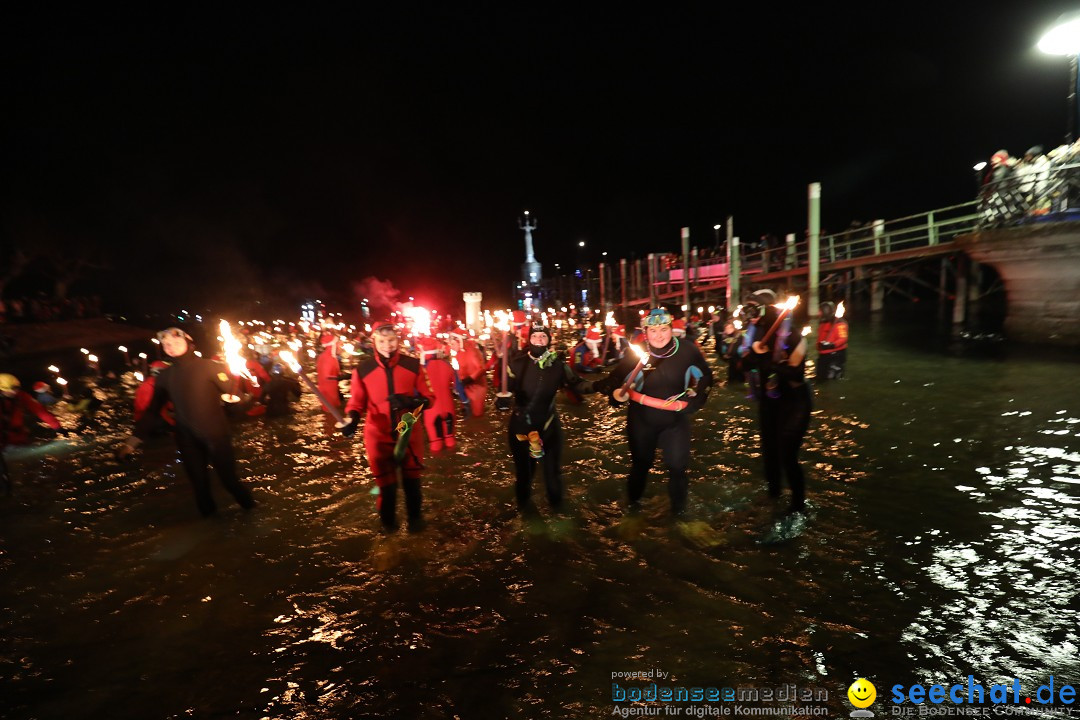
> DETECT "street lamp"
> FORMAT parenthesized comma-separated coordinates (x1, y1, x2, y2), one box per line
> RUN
(1039, 11, 1080, 143)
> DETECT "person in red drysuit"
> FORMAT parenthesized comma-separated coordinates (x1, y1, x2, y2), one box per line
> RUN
(1, 373, 62, 446)
(1, 373, 65, 494)
(816, 301, 848, 380)
(570, 326, 603, 373)
(316, 333, 343, 413)
(415, 336, 457, 452)
(449, 329, 487, 417)
(339, 320, 436, 530)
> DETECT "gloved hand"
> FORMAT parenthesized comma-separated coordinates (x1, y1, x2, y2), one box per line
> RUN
(116, 436, 141, 460)
(389, 394, 426, 413)
(388, 394, 406, 414)
(818, 341, 834, 350)
(460, 376, 475, 387)
(339, 410, 361, 438)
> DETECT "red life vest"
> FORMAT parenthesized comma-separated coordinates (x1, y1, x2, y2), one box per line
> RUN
(817, 320, 848, 354)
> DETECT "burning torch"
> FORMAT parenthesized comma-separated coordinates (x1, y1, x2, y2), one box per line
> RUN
(495, 313, 513, 410)
(612, 343, 650, 403)
(599, 311, 616, 363)
(279, 350, 347, 426)
(219, 320, 254, 403)
(753, 295, 800, 352)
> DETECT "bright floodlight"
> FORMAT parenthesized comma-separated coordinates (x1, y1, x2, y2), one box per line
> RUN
(1039, 13, 1080, 55)
(578, 241, 585, 247)
(714, 224, 721, 230)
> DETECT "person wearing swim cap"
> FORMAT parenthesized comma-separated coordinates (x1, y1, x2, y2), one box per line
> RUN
(118, 327, 257, 517)
(592, 308, 713, 516)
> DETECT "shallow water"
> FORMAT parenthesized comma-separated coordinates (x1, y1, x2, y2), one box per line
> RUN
(3, 320, 1079, 719)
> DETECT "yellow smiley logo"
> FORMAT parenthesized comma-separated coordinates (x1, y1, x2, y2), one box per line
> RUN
(847, 678, 876, 708)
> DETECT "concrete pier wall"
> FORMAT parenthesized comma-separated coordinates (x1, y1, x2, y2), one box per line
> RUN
(959, 222, 1080, 346)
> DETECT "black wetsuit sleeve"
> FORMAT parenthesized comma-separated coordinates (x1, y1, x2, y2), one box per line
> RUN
(562, 362, 597, 394)
(684, 347, 713, 414)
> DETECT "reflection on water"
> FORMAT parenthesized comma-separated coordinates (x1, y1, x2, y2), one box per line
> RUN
(2, 320, 1079, 718)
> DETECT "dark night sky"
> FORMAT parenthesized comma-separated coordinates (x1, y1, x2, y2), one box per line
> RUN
(4, 4, 1078, 313)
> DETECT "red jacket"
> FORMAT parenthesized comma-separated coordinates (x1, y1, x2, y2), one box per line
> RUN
(454, 339, 487, 416)
(422, 357, 457, 418)
(243, 358, 271, 400)
(316, 346, 342, 405)
(454, 339, 486, 385)
(133, 376, 176, 426)
(345, 352, 437, 440)
(1, 391, 61, 446)
(817, 320, 849, 354)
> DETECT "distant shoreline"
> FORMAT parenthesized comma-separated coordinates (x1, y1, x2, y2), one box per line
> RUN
(0, 318, 156, 361)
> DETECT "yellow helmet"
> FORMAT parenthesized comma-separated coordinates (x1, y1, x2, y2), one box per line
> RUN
(0, 373, 20, 394)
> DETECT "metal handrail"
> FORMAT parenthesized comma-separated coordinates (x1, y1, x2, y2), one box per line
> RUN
(660, 200, 982, 279)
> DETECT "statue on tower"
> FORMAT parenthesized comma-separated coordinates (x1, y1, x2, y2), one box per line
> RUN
(519, 210, 542, 286)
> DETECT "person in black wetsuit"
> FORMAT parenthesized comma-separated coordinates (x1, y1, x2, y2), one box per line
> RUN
(743, 303, 812, 513)
(593, 308, 713, 516)
(505, 324, 597, 510)
(118, 327, 256, 516)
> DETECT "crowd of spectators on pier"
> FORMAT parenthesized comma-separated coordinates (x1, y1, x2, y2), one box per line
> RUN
(0, 295, 103, 325)
(977, 140, 1080, 226)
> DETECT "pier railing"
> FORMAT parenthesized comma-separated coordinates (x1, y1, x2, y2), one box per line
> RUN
(659, 200, 981, 285)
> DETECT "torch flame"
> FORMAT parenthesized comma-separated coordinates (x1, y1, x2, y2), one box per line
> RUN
(836, 301, 846, 319)
(219, 320, 253, 380)
(629, 343, 650, 362)
(278, 350, 302, 374)
(779, 295, 800, 311)
(802, 325, 812, 336)
(605, 311, 616, 327)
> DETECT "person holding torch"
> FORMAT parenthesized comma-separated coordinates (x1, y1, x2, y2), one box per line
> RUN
(504, 324, 598, 511)
(743, 296, 812, 514)
(816, 301, 848, 380)
(592, 308, 713, 517)
(117, 327, 256, 517)
(338, 320, 435, 531)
